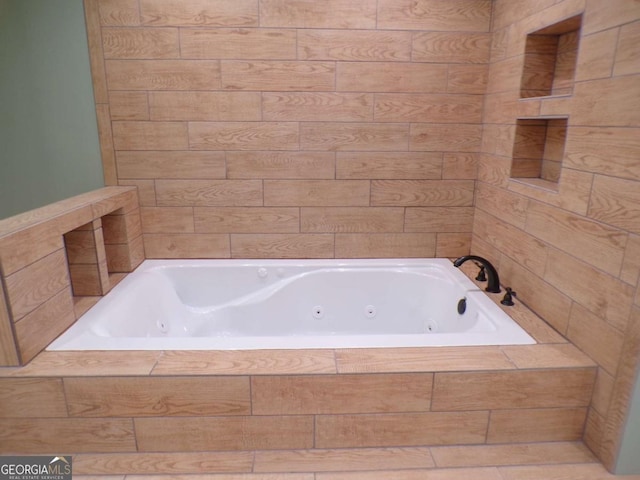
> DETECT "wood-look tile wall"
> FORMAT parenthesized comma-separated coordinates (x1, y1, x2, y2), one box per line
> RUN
(85, 0, 491, 259)
(477, 0, 640, 471)
(0, 346, 596, 457)
(0, 187, 143, 366)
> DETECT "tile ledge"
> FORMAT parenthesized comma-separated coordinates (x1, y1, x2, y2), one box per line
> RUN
(0, 186, 135, 238)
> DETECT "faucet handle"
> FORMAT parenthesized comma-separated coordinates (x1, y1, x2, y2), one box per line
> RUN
(473, 263, 487, 282)
(501, 287, 516, 306)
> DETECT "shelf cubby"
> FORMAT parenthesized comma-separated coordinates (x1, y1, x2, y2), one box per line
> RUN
(520, 15, 582, 99)
(511, 117, 568, 187)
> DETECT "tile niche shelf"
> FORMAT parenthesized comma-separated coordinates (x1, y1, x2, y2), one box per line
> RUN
(511, 117, 568, 190)
(520, 14, 582, 99)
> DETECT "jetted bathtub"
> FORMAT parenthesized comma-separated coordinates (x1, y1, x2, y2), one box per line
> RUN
(48, 259, 535, 350)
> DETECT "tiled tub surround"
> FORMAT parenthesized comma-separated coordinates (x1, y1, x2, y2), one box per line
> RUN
(478, 0, 640, 472)
(0, 0, 636, 475)
(0, 187, 144, 366)
(0, 301, 596, 474)
(85, 0, 490, 260)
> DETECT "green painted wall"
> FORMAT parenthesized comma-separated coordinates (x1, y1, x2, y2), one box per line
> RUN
(616, 368, 640, 474)
(0, 0, 104, 220)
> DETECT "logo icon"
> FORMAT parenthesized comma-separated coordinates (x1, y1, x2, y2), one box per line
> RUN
(1, 456, 72, 480)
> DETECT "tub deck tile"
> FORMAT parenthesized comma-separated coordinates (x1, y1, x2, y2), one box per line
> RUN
(6, 351, 161, 377)
(70, 442, 610, 476)
(501, 343, 596, 369)
(73, 476, 125, 480)
(431, 368, 596, 411)
(124, 475, 314, 480)
(151, 350, 337, 375)
(73, 451, 254, 475)
(316, 467, 503, 480)
(498, 463, 640, 479)
(253, 447, 435, 472)
(430, 441, 597, 468)
(135, 416, 315, 452)
(64, 376, 251, 417)
(505, 305, 568, 344)
(252, 373, 433, 415)
(315, 411, 490, 449)
(335, 346, 516, 373)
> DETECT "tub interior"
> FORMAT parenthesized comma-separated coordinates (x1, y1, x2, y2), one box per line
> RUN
(48, 259, 536, 350)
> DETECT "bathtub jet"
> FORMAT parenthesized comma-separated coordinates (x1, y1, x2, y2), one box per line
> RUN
(48, 258, 535, 351)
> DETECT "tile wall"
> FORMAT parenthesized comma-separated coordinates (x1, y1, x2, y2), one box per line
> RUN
(475, 0, 640, 471)
(70, 0, 640, 472)
(86, 0, 491, 259)
(0, 187, 144, 365)
(0, 341, 596, 466)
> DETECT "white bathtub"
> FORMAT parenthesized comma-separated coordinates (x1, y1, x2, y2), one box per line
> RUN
(48, 259, 535, 350)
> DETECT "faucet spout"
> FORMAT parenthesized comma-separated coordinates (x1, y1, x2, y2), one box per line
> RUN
(453, 255, 501, 293)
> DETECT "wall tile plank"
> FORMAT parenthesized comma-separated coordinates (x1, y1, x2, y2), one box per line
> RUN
(227, 152, 335, 179)
(117, 151, 226, 179)
(0, 378, 67, 418)
(97, 0, 140, 26)
(195, 207, 300, 233)
(140, 207, 195, 233)
(102, 27, 179, 59)
(299, 30, 412, 61)
(405, 207, 474, 232)
(143, 233, 230, 258)
(264, 180, 370, 206)
(374, 93, 482, 123)
(252, 374, 432, 414)
(431, 369, 595, 411)
(301, 207, 404, 233)
(139, 0, 259, 27)
(156, 180, 263, 207)
(149, 92, 261, 122)
(135, 415, 314, 451)
(0, 418, 136, 453)
(259, 0, 377, 29)
(614, 21, 640, 76)
(315, 411, 489, 448)
(371, 180, 474, 207)
(588, 175, 640, 235)
(65, 376, 250, 417)
(221, 61, 335, 91)
(74, 451, 253, 475)
(410, 124, 482, 152)
(447, 65, 489, 94)
(4, 250, 70, 321)
(412, 32, 491, 63)
(335, 233, 437, 258)
(564, 127, 640, 181)
(377, 0, 492, 31)
(337, 62, 447, 93)
(230, 233, 334, 258)
(263, 92, 373, 122)
(301, 123, 409, 152)
(189, 122, 299, 151)
(106, 60, 221, 90)
(109, 91, 149, 120)
(525, 200, 627, 276)
(337, 152, 442, 180)
(112, 121, 188, 150)
(487, 408, 588, 443)
(181, 28, 296, 59)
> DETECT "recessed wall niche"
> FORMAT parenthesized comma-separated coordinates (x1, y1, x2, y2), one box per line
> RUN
(520, 15, 582, 98)
(511, 117, 568, 187)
